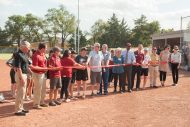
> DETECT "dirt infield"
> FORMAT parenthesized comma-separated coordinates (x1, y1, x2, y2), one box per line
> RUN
(0, 59, 190, 127)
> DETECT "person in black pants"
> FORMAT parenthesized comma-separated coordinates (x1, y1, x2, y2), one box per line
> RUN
(60, 50, 84, 102)
(170, 46, 181, 86)
(131, 44, 144, 91)
(61, 77, 71, 100)
(112, 48, 125, 93)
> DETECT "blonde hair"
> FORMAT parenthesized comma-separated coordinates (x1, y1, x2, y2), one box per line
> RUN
(20, 41, 30, 48)
(94, 42, 100, 47)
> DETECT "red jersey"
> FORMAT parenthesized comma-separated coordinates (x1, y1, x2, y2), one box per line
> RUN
(134, 50, 144, 64)
(48, 54, 61, 78)
(61, 57, 75, 78)
(32, 50, 47, 74)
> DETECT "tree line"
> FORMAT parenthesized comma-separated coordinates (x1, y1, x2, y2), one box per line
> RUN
(0, 5, 175, 48)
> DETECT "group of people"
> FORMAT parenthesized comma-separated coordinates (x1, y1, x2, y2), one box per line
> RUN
(8, 41, 181, 116)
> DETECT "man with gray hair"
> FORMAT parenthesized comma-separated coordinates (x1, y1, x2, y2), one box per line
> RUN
(99, 44, 111, 95)
(14, 41, 31, 116)
(86, 42, 104, 96)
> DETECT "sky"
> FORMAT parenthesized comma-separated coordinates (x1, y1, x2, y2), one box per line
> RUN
(0, 0, 190, 32)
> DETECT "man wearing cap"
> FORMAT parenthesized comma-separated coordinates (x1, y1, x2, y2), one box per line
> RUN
(86, 42, 104, 96)
(31, 43, 48, 109)
(149, 47, 159, 88)
(14, 41, 31, 116)
(48, 46, 62, 106)
(122, 42, 136, 92)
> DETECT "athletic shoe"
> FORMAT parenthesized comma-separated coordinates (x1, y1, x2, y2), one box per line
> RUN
(24, 96, 31, 101)
(91, 92, 95, 96)
(49, 101, 57, 106)
(33, 105, 42, 110)
(65, 99, 71, 103)
(40, 103, 49, 107)
(128, 89, 132, 93)
(77, 92, 80, 97)
(22, 110, 29, 113)
(97, 92, 102, 95)
(54, 100, 61, 105)
(82, 94, 86, 99)
(15, 112, 26, 116)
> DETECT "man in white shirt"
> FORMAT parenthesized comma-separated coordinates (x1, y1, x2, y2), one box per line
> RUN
(86, 43, 104, 96)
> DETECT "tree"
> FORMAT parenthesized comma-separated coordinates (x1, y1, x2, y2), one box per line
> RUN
(24, 13, 43, 42)
(91, 19, 108, 44)
(68, 28, 88, 49)
(0, 27, 11, 46)
(160, 28, 174, 33)
(93, 13, 130, 47)
(5, 15, 26, 46)
(45, 5, 76, 48)
(131, 15, 160, 46)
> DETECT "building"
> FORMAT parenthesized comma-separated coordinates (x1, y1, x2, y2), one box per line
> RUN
(151, 30, 190, 70)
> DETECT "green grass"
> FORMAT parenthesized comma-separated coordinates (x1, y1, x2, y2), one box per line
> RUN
(0, 53, 12, 60)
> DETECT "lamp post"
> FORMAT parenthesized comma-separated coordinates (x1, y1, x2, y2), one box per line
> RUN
(77, 0, 80, 53)
(180, 16, 190, 48)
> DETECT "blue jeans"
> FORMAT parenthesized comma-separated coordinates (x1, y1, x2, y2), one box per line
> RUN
(100, 69, 109, 93)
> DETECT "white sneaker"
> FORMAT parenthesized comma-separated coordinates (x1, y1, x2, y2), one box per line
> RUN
(24, 96, 31, 101)
(65, 99, 71, 103)
(82, 94, 86, 99)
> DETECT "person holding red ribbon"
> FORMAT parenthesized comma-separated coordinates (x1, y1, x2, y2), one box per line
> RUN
(60, 50, 84, 103)
(112, 48, 125, 93)
(86, 42, 104, 96)
(132, 44, 144, 91)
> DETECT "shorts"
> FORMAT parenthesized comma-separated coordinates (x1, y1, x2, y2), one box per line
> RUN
(141, 68, 149, 76)
(10, 69, 16, 84)
(27, 73, 32, 79)
(90, 71, 102, 85)
(76, 69, 88, 81)
(50, 77, 62, 89)
(71, 72, 76, 84)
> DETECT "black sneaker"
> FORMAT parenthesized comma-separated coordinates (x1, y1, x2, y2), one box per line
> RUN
(104, 92, 108, 95)
(54, 100, 61, 105)
(49, 101, 56, 106)
(15, 112, 26, 116)
(120, 91, 124, 94)
(153, 86, 158, 88)
(22, 110, 29, 113)
(128, 89, 132, 93)
(113, 90, 117, 94)
(97, 92, 102, 96)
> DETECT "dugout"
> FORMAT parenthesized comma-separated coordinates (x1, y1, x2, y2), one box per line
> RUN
(151, 30, 190, 71)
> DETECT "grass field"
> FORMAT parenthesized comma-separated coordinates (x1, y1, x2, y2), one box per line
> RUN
(0, 53, 12, 60)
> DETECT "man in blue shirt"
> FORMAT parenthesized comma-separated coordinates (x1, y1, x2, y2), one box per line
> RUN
(121, 43, 136, 92)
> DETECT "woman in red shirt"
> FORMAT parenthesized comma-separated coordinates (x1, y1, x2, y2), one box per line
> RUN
(60, 50, 84, 103)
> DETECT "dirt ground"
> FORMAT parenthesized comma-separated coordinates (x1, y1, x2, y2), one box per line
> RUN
(0, 59, 190, 127)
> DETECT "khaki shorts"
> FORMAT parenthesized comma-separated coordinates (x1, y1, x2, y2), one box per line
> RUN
(90, 71, 101, 85)
(50, 77, 62, 89)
